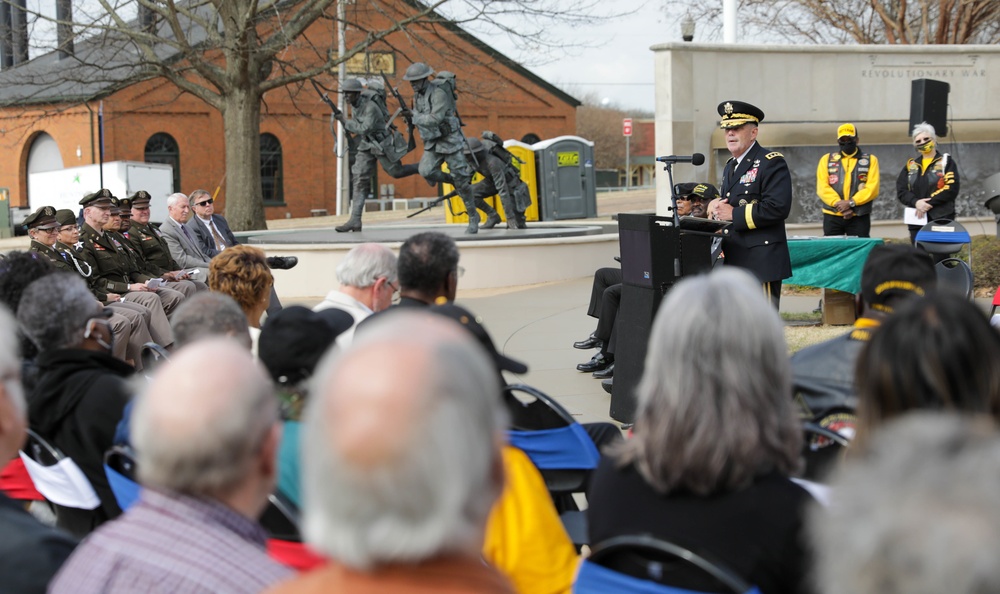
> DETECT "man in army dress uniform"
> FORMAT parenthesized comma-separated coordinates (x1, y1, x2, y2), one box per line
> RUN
(707, 100, 792, 308)
(402, 63, 480, 234)
(77, 189, 180, 346)
(24, 206, 154, 366)
(333, 78, 420, 232)
(464, 135, 530, 230)
(118, 193, 208, 295)
(102, 198, 197, 301)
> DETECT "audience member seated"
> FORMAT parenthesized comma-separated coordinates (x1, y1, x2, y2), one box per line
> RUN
(0, 304, 78, 594)
(852, 291, 1000, 452)
(267, 313, 512, 593)
(790, 244, 936, 476)
(17, 274, 132, 537)
(422, 304, 582, 592)
(258, 306, 354, 508)
(208, 244, 273, 353)
(811, 413, 1000, 594)
(575, 183, 719, 384)
(170, 291, 253, 350)
(393, 231, 460, 307)
(50, 339, 293, 592)
(586, 268, 814, 594)
(313, 243, 398, 346)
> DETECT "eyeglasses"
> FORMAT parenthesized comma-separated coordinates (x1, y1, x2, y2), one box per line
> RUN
(35, 227, 59, 234)
(194, 199, 214, 207)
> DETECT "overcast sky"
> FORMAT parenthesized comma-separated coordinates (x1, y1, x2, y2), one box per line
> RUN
(484, 0, 683, 114)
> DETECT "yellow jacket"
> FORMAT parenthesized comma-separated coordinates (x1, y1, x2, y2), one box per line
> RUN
(816, 151, 880, 217)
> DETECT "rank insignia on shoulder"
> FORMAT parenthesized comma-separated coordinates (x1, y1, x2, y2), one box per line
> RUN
(765, 152, 783, 160)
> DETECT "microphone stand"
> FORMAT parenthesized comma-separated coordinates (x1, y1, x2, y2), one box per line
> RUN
(661, 161, 682, 280)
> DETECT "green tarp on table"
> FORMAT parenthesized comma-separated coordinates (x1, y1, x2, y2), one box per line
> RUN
(786, 237, 885, 294)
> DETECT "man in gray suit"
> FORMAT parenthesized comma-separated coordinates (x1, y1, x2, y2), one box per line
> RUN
(157, 193, 212, 278)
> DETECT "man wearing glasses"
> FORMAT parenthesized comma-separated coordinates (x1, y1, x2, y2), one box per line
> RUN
(185, 189, 238, 257)
(313, 243, 398, 347)
(25, 206, 154, 367)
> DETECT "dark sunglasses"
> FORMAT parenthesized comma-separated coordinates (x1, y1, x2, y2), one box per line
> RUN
(194, 199, 214, 207)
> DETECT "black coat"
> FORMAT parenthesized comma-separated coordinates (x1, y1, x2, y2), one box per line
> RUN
(28, 348, 133, 537)
(720, 142, 793, 283)
(0, 493, 77, 593)
(896, 152, 960, 223)
(186, 214, 240, 259)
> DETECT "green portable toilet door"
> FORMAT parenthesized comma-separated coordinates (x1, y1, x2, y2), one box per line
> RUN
(550, 141, 587, 219)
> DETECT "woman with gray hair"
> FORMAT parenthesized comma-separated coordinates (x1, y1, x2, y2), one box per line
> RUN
(896, 121, 960, 246)
(586, 268, 813, 594)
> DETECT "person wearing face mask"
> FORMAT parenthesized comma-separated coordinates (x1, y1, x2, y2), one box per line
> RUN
(17, 274, 133, 537)
(816, 123, 880, 237)
(897, 122, 960, 246)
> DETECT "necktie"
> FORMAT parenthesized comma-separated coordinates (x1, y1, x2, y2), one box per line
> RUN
(210, 221, 227, 251)
(723, 159, 735, 189)
(180, 224, 192, 241)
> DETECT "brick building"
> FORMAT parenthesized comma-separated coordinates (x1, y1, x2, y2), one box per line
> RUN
(0, 0, 578, 221)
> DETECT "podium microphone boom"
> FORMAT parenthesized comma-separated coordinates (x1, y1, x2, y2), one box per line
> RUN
(655, 153, 705, 165)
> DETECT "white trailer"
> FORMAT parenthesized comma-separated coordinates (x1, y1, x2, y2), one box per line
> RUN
(25, 161, 174, 225)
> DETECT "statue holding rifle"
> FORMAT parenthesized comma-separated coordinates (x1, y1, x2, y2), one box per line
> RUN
(316, 78, 421, 232)
(401, 63, 482, 235)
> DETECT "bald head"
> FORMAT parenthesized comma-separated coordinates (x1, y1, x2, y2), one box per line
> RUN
(303, 312, 505, 570)
(132, 339, 278, 499)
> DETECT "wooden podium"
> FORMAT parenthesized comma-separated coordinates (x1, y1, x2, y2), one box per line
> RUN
(610, 214, 716, 423)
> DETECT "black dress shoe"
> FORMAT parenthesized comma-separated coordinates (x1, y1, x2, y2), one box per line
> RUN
(601, 378, 613, 395)
(577, 353, 612, 373)
(266, 256, 299, 270)
(573, 334, 604, 350)
(592, 363, 614, 379)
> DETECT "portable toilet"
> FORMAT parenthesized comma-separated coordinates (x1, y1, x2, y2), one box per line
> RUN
(443, 139, 541, 225)
(532, 135, 597, 220)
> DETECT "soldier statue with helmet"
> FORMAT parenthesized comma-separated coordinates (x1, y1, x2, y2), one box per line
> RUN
(463, 134, 531, 229)
(332, 78, 421, 232)
(401, 62, 481, 234)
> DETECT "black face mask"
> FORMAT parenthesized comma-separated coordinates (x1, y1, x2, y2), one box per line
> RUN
(839, 139, 858, 155)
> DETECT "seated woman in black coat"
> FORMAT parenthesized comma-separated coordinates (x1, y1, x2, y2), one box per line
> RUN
(586, 267, 814, 594)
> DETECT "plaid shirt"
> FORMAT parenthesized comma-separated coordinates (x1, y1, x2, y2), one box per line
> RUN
(50, 488, 293, 593)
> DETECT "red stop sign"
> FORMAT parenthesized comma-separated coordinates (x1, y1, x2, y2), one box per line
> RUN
(623, 118, 633, 137)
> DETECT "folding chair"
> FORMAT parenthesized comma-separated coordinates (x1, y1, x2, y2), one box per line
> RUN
(19, 429, 100, 510)
(575, 534, 761, 594)
(935, 258, 974, 300)
(104, 446, 141, 511)
(141, 342, 171, 374)
(915, 219, 972, 266)
(504, 383, 601, 549)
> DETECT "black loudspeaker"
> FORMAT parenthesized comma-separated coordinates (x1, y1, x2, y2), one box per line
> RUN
(909, 79, 949, 138)
(610, 214, 714, 423)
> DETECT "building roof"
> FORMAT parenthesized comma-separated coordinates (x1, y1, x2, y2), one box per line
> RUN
(0, 0, 578, 108)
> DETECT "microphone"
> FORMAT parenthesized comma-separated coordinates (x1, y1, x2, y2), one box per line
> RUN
(655, 153, 705, 166)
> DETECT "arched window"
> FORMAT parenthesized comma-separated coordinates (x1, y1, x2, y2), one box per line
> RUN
(144, 133, 180, 193)
(520, 133, 541, 145)
(260, 133, 284, 205)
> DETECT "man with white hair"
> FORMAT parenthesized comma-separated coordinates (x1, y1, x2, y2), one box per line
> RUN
(313, 243, 398, 346)
(0, 305, 78, 592)
(267, 313, 511, 593)
(158, 192, 213, 277)
(50, 339, 293, 592)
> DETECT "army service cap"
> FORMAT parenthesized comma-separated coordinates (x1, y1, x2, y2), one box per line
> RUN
(128, 191, 152, 208)
(718, 100, 765, 129)
(23, 206, 59, 230)
(674, 182, 720, 203)
(55, 209, 77, 227)
(837, 123, 857, 139)
(108, 197, 121, 216)
(79, 188, 114, 207)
